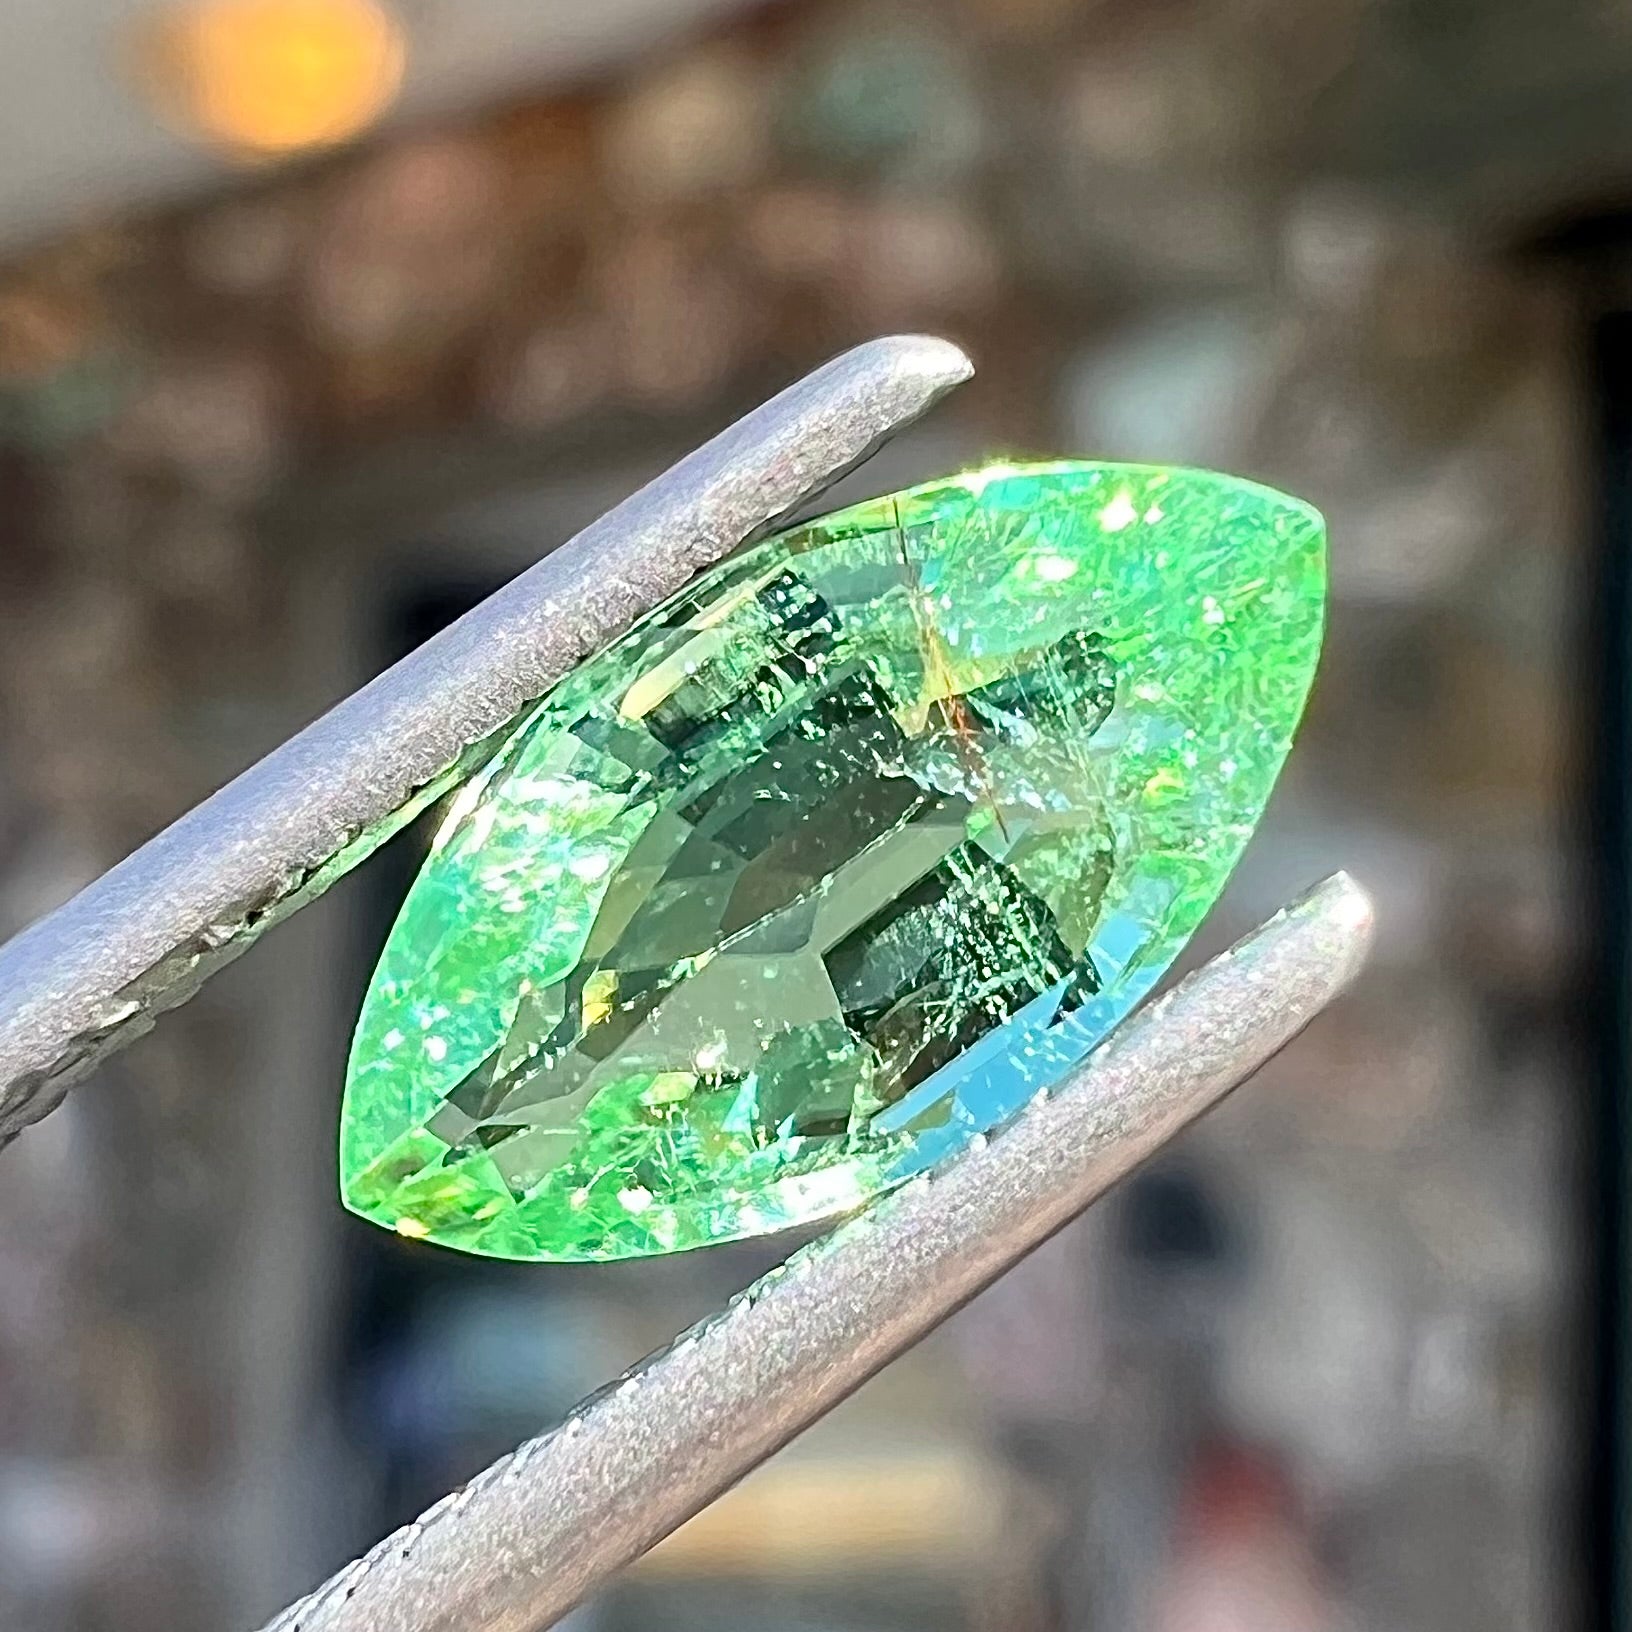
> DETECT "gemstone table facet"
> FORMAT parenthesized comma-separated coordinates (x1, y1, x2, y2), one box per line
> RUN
(340, 461, 1326, 1260)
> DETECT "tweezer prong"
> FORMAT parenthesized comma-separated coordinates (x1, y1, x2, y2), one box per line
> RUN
(259, 872, 1373, 1632)
(0, 335, 974, 1140)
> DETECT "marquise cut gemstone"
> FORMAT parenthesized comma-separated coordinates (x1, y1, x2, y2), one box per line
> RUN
(340, 462, 1325, 1261)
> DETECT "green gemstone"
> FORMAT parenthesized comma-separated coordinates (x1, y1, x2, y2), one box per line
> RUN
(341, 461, 1325, 1261)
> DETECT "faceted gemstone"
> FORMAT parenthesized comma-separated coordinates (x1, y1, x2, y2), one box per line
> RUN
(341, 462, 1325, 1261)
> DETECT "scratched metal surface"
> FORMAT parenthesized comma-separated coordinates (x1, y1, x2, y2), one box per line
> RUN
(0, 334, 973, 1140)
(260, 873, 1373, 1632)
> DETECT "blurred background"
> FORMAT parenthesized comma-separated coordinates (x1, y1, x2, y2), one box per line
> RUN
(0, 0, 1619, 1628)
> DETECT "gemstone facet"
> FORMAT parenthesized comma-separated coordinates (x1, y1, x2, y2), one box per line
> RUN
(341, 462, 1325, 1261)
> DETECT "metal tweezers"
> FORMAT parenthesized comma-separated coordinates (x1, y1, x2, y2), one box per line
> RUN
(0, 335, 1374, 1632)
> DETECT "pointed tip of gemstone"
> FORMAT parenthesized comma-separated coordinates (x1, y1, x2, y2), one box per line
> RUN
(341, 460, 1326, 1262)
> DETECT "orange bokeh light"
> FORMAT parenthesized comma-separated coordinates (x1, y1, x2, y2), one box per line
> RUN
(137, 0, 406, 157)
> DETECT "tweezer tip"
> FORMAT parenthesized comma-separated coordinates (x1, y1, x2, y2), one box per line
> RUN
(852, 332, 976, 391)
(1286, 871, 1376, 989)
(1304, 869, 1374, 931)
